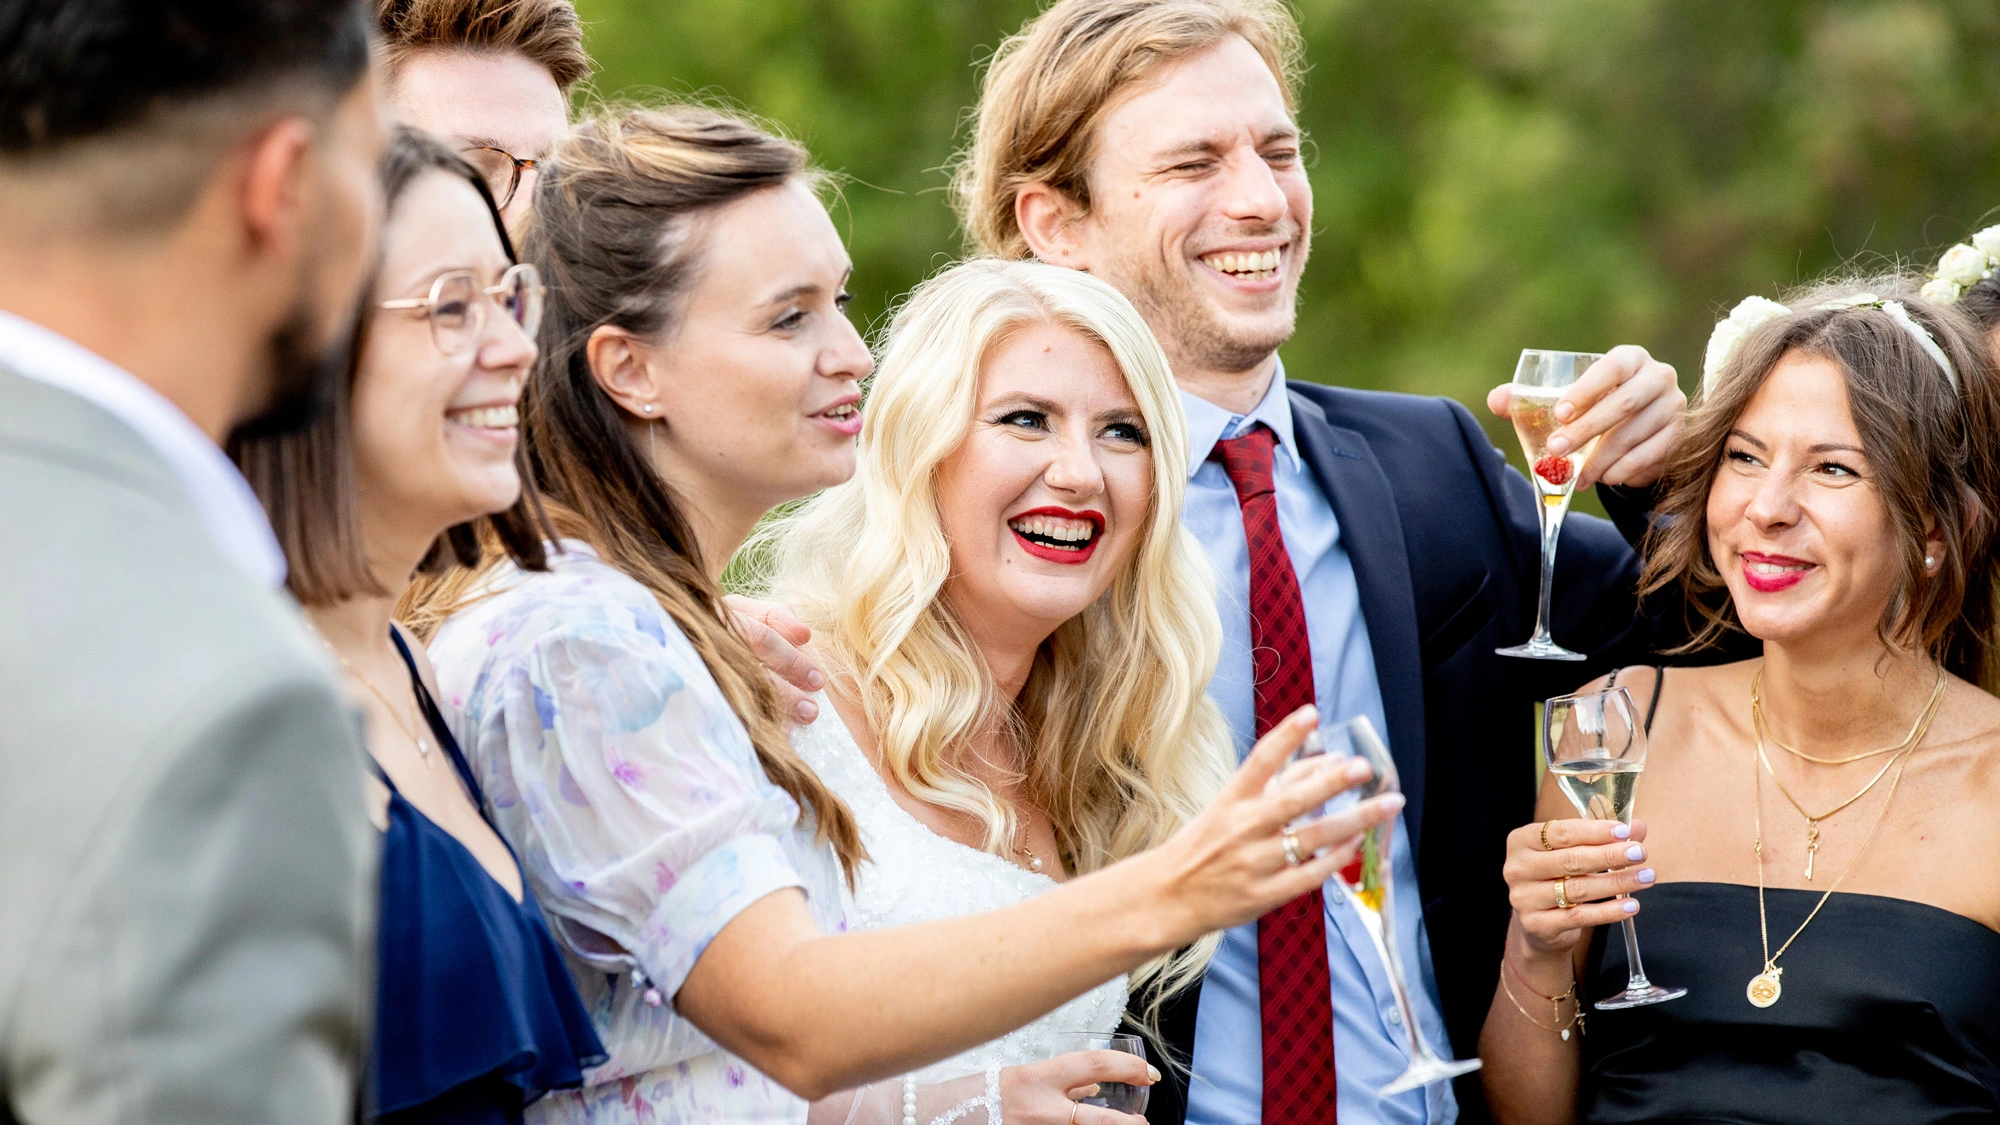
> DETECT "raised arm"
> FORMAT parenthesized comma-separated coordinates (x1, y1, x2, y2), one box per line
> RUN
(470, 612, 1395, 1101)
(678, 705, 1391, 1099)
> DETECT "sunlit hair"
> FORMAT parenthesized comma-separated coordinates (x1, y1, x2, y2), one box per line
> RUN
(951, 0, 1303, 259)
(401, 101, 863, 881)
(758, 258, 1233, 1015)
(376, 0, 591, 92)
(1642, 275, 2000, 683)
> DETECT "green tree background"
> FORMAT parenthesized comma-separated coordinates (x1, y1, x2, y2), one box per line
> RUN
(574, 0, 2000, 483)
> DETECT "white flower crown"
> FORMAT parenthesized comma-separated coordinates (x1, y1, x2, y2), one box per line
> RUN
(1920, 223, 2000, 305)
(1700, 292, 1958, 397)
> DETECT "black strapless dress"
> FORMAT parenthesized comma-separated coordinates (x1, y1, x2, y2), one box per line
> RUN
(1579, 881, 2000, 1123)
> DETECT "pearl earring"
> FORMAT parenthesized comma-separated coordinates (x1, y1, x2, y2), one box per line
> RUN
(642, 403, 655, 414)
(1925, 555, 1936, 569)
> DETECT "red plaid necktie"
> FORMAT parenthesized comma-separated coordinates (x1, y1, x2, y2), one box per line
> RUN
(1210, 424, 1339, 1123)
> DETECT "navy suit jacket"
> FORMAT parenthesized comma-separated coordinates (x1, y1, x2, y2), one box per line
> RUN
(1142, 380, 1710, 1125)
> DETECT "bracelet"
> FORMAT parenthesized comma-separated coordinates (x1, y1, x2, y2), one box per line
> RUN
(1498, 954, 1584, 1041)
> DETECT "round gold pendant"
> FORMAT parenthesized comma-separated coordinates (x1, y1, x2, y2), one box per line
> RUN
(1747, 969, 1782, 1008)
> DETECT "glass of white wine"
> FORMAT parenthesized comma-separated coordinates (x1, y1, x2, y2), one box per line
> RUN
(1291, 716, 1481, 1094)
(1544, 686, 1685, 1009)
(1497, 349, 1603, 661)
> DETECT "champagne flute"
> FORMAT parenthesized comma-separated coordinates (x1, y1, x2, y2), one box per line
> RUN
(1291, 716, 1481, 1095)
(1544, 687, 1685, 1009)
(1051, 1032, 1149, 1114)
(1497, 349, 1603, 661)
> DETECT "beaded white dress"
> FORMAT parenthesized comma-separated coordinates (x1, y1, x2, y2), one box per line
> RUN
(793, 696, 1128, 1085)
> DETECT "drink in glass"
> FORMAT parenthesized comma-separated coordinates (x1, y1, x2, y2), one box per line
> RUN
(1052, 1032, 1149, 1114)
(1291, 716, 1481, 1094)
(1497, 349, 1603, 661)
(1544, 686, 1685, 1009)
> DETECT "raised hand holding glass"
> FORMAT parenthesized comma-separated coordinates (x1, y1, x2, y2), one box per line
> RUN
(1544, 686, 1685, 1009)
(1498, 349, 1603, 661)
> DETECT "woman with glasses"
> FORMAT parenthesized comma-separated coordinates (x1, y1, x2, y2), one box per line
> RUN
(230, 126, 604, 1124)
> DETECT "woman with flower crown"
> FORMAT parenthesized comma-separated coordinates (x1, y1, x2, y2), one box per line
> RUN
(1924, 223, 2000, 365)
(1476, 276, 2000, 1124)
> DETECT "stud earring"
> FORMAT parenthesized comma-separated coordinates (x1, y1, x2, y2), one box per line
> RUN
(1925, 555, 1937, 569)
(642, 403, 656, 414)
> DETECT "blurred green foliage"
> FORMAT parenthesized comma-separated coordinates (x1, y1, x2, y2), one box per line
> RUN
(573, 0, 2000, 477)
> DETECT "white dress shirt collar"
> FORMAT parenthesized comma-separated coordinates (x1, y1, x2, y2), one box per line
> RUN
(0, 310, 286, 588)
(1179, 358, 1303, 479)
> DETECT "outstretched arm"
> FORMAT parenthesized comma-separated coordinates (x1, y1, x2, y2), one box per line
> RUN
(678, 707, 1397, 1099)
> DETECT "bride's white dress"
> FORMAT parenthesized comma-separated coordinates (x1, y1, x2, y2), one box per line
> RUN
(793, 695, 1128, 1084)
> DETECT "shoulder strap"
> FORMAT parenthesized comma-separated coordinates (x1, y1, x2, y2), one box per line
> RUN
(1606, 666, 1667, 736)
(387, 626, 485, 803)
(1645, 665, 1666, 737)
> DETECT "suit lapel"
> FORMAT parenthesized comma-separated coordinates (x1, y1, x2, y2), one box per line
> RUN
(1287, 387, 1429, 849)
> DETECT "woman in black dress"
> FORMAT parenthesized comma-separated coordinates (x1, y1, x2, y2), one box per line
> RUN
(1479, 277, 2000, 1124)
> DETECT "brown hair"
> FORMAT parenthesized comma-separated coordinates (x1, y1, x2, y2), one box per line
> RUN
(951, 0, 1303, 260)
(403, 103, 864, 880)
(1640, 276, 2000, 681)
(231, 126, 550, 605)
(1958, 275, 2000, 335)
(376, 0, 592, 92)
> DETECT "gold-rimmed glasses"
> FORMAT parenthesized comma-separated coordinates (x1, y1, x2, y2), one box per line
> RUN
(378, 263, 544, 356)
(462, 144, 538, 210)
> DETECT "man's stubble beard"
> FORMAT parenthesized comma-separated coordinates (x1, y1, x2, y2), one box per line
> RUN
(1097, 234, 1307, 380)
(227, 263, 357, 442)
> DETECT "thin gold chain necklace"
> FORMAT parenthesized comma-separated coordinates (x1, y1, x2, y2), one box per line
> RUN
(1751, 665, 1945, 765)
(317, 634, 433, 760)
(1753, 679, 1942, 879)
(1747, 709, 1915, 1008)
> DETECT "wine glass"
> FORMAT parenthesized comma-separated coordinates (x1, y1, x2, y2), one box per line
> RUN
(1291, 716, 1481, 1095)
(1497, 349, 1604, 661)
(1051, 1032, 1149, 1114)
(1544, 687, 1685, 1009)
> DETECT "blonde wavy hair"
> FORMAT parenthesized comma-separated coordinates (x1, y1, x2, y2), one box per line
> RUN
(757, 258, 1234, 1010)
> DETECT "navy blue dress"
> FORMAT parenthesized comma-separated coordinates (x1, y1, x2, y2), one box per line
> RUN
(374, 629, 606, 1123)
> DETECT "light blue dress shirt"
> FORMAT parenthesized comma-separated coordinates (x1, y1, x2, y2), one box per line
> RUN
(1181, 366, 1457, 1125)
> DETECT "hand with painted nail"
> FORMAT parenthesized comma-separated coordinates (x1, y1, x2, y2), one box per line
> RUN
(999, 1051, 1158, 1124)
(1147, 705, 1406, 936)
(724, 593, 827, 724)
(1486, 344, 1685, 489)
(1503, 815, 1655, 958)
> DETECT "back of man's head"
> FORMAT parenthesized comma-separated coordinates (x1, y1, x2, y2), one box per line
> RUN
(953, 0, 1301, 260)
(0, 0, 374, 231)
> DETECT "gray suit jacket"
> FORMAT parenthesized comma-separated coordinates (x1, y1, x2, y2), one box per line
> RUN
(0, 366, 375, 1123)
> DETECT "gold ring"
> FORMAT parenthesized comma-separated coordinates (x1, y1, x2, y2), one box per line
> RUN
(1539, 821, 1554, 851)
(1070, 1103, 1082, 1125)
(1281, 829, 1305, 867)
(1555, 877, 1573, 910)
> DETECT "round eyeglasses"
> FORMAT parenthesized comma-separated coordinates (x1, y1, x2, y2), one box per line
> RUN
(378, 263, 544, 356)
(462, 145, 538, 210)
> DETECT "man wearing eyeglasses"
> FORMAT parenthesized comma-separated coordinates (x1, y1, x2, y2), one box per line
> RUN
(377, 0, 591, 226)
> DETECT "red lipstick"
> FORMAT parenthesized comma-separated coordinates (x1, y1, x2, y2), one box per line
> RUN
(1007, 506, 1105, 566)
(1740, 551, 1813, 594)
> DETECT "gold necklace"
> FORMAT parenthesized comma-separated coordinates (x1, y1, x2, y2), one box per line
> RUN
(1752, 684, 1942, 879)
(1747, 716, 1914, 1008)
(320, 638, 432, 759)
(1751, 665, 1946, 765)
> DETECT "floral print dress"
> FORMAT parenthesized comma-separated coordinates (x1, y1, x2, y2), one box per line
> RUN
(427, 541, 846, 1125)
